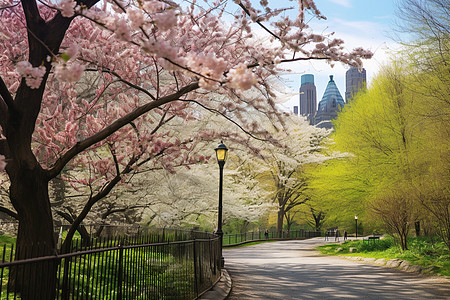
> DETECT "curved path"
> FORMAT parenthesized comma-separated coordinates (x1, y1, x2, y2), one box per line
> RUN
(223, 238, 450, 299)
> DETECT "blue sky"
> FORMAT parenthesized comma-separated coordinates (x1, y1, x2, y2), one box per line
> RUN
(268, 0, 400, 111)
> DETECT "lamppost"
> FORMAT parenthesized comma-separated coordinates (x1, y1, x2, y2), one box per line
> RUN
(355, 215, 358, 239)
(215, 141, 228, 268)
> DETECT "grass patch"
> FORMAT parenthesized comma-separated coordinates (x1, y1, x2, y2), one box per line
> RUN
(0, 235, 16, 245)
(317, 235, 450, 276)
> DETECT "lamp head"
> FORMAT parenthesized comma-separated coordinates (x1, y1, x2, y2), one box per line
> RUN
(215, 141, 228, 163)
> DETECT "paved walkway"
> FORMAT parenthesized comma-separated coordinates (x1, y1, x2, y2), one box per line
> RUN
(223, 238, 450, 299)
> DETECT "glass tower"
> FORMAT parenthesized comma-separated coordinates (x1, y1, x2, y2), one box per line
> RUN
(345, 67, 366, 102)
(299, 74, 317, 116)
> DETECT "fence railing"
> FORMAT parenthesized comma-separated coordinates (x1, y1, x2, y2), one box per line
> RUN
(223, 229, 322, 246)
(0, 228, 221, 299)
(0, 226, 322, 299)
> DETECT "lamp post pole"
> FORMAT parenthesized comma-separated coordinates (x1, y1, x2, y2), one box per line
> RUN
(215, 142, 228, 269)
(355, 216, 358, 239)
(217, 159, 224, 267)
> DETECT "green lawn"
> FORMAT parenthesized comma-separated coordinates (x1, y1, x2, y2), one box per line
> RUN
(317, 235, 450, 276)
(0, 235, 16, 245)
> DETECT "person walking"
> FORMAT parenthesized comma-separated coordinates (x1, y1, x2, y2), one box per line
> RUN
(344, 229, 348, 241)
(334, 228, 339, 242)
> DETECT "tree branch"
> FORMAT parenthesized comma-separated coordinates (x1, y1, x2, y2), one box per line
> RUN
(0, 206, 19, 220)
(236, 2, 280, 41)
(20, 0, 43, 30)
(0, 139, 10, 159)
(47, 82, 199, 179)
(0, 76, 14, 111)
(180, 99, 268, 142)
(247, 56, 330, 69)
(100, 205, 148, 220)
(55, 210, 75, 223)
(85, 67, 156, 101)
(0, 2, 20, 10)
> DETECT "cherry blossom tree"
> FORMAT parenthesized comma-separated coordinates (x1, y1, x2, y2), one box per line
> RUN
(250, 115, 347, 237)
(0, 0, 371, 296)
(134, 114, 276, 232)
(137, 161, 273, 231)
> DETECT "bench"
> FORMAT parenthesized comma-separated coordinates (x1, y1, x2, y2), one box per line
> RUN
(363, 235, 381, 244)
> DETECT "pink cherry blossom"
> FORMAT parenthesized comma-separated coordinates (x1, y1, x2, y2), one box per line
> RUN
(143, 1, 167, 14)
(15, 61, 46, 89)
(153, 10, 178, 31)
(58, 0, 77, 18)
(227, 63, 256, 90)
(114, 18, 132, 41)
(65, 43, 79, 59)
(53, 61, 85, 82)
(127, 8, 146, 30)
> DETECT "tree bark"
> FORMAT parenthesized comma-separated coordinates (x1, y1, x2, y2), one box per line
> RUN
(414, 221, 420, 237)
(277, 207, 284, 238)
(55, 210, 91, 247)
(3, 2, 75, 295)
(8, 164, 57, 299)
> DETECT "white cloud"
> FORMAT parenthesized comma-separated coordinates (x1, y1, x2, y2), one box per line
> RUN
(329, 0, 352, 8)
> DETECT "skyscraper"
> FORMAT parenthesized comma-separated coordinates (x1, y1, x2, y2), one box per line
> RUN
(314, 75, 345, 129)
(345, 67, 366, 102)
(299, 74, 317, 117)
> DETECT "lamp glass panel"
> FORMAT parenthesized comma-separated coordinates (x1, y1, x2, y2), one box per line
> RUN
(216, 148, 227, 161)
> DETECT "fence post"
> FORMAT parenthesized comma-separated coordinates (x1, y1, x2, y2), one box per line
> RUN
(193, 239, 198, 298)
(117, 245, 124, 300)
(61, 256, 71, 300)
(209, 237, 215, 276)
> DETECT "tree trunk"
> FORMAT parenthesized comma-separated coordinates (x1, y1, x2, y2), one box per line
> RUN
(9, 165, 57, 299)
(55, 209, 91, 248)
(397, 227, 408, 251)
(285, 222, 291, 238)
(400, 234, 408, 251)
(311, 209, 325, 231)
(277, 207, 284, 238)
(414, 221, 420, 237)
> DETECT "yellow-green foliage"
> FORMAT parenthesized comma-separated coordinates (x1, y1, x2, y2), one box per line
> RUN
(307, 59, 449, 236)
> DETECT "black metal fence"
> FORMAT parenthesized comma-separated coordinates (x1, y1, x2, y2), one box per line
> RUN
(0, 225, 322, 299)
(223, 229, 322, 246)
(0, 228, 221, 299)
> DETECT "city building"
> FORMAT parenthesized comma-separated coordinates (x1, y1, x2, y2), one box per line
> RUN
(299, 74, 317, 117)
(345, 67, 366, 103)
(313, 75, 345, 129)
